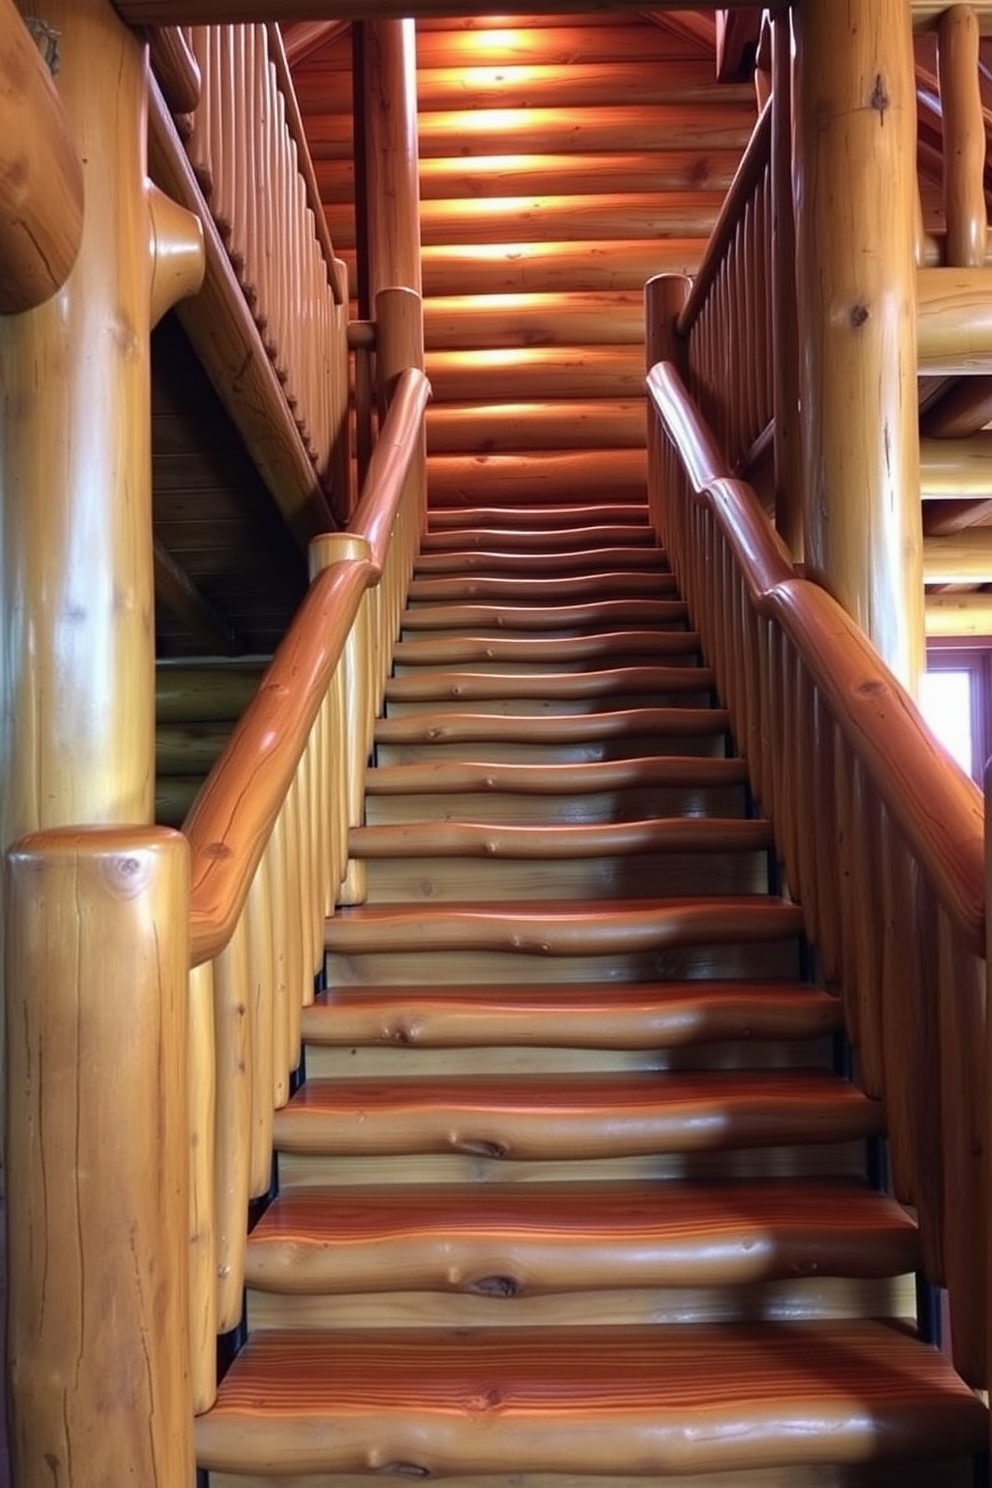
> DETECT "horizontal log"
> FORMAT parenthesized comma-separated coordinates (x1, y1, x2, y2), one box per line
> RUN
(351, 817, 768, 860)
(416, 102, 756, 159)
(156, 722, 233, 774)
(923, 499, 992, 536)
(413, 21, 706, 66)
(427, 399, 646, 453)
(419, 239, 707, 295)
(374, 705, 726, 747)
(424, 291, 645, 350)
(424, 501, 652, 530)
(924, 530, 992, 582)
(926, 592, 992, 634)
(920, 433, 992, 497)
(917, 266, 992, 372)
(156, 664, 265, 722)
(153, 537, 243, 656)
(922, 375, 992, 437)
(0, 0, 84, 311)
(425, 345, 645, 402)
(327, 191, 722, 251)
(427, 449, 647, 505)
(124, 1, 778, 16)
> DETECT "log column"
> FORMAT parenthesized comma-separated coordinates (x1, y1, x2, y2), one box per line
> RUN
(360, 18, 422, 301)
(792, 0, 923, 691)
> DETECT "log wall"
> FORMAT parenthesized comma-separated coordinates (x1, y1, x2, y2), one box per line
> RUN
(292, 14, 756, 510)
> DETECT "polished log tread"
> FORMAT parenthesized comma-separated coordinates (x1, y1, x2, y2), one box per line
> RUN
(383, 665, 714, 704)
(245, 1179, 919, 1295)
(414, 545, 672, 574)
(350, 818, 772, 859)
(300, 980, 841, 1049)
(424, 502, 654, 530)
(400, 597, 690, 631)
(197, 1323, 986, 1478)
(391, 629, 703, 665)
(374, 706, 731, 746)
(420, 523, 660, 551)
(364, 755, 748, 796)
(407, 571, 680, 603)
(272, 1070, 880, 1159)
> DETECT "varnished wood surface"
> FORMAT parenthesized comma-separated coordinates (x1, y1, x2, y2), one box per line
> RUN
(325, 896, 803, 955)
(426, 502, 651, 530)
(401, 598, 690, 631)
(274, 1068, 880, 1159)
(420, 523, 657, 551)
(374, 706, 730, 746)
(364, 755, 745, 796)
(301, 980, 838, 1049)
(197, 1321, 985, 1477)
(383, 665, 714, 703)
(245, 1178, 917, 1294)
(392, 631, 699, 665)
(350, 817, 771, 859)
(407, 572, 679, 603)
(413, 545, 670, 575)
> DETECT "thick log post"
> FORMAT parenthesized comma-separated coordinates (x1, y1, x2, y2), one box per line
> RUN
(6, 826, 193, 1486)
(770, 10, 802, 561)
(361, 18, 422, 301)
(937, 4, 986, 268)
(644, 273, 690, 535)
(792, 0, 923, 691)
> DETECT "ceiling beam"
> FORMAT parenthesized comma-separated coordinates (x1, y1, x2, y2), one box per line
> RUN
(926, 591, 992, 635)
(639, 11, 715, 53)
(154, 537, 245, 656)
(116, 1, 784, 23)
(282, 19, 349, 66)
(925, 529, 992, 583)
(715, 8, 762, 81)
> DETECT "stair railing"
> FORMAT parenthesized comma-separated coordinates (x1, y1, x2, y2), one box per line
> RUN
(4, 301, 430, 1480)
(647, 345, 987, 1393)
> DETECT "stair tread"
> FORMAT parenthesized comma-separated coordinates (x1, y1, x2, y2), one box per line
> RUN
(407, 572, 679, 602)
(392, 630, 702, 664)
(197, 1321, 986, 1476)
(245, 1178, 920, 1292)
(325, 896, 803, 954)
(401, 598, 689, 630)
(301, 980, 841, 1048)
(365, 756, 748, 794)
(273, 1069, 881, 1158)
(375, 706, 731, 744)
(384, 665, 714, 703)
(427, 503, 653, 529)
(350, 818, 772, 858)
(420, 524, 660, 551)
(414, 546, 670, 575)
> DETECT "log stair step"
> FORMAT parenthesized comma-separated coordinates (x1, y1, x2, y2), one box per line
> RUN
(195, 1321, 987, 1478)
(407, 571, 679, 603)
(376, 706, 729, 745)
(392, 630, 703, 667)
(426, 501, 653, 530)
(400, 596, 691, 632)
(324, 896, 803, 957)
(364, 754, 747, 797)
(244, 1179, 919, 1295)
(349, 818, 772, 860)
(272, 1069, 881, 1159)
(300, 980, 841, 1048)
(413, 545, 670, 575)
(383, 666, 715, 705)
(420, 522, 660, 551)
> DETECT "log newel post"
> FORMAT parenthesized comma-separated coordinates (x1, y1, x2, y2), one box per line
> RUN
(770, 9, 803, 562)
(362, 17, 422, 303)
(6, 826, 193, 1487)
(937, 4, 987, 269)
(792, 0, 923, 693)
(645, 274, 691, 535)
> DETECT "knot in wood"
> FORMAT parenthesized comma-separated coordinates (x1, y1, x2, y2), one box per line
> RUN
(849, 304, 870, 330)
(869, 74, 890, 115)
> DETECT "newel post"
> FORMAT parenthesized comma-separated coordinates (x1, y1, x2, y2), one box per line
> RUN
(644, 274, 691, 538)
(358, 17, 422, 303)
(792, 0, 923, 691)
(6, 827, 193, 1486)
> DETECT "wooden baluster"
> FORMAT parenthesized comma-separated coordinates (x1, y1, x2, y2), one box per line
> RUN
(936, 909, 986, 1385)
(188, 958, 218, 1412)
(229, 26, 247, 280)
(187, 27, 213, 197)
(6, 827, 193, 1486)
(209, 28, 231, 245)
(879, 831, 944, 1283)
(811, 687, 840, 986)
(268, 808, 293, 1105)
(241, 23, 259, 307)
(213, 914, 253, 1332)
(283, 776, 305, 1069)
(293, 762, 316, 1000)
(246, 855, 276, 1199)
(274, 84, 290, 381)
(938, 4, 987, 268)
(771, 10, 802, 558)
(254, 27, 274, 348)
(846, 761, 885, 1096)
(791, 660, 820, 947)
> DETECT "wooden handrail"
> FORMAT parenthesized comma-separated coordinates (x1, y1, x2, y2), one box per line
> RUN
(185, 558, 373, 966)
(349, 366, 431, 571)
(648, 360, 985, 951)
(677, 96, 770, 335)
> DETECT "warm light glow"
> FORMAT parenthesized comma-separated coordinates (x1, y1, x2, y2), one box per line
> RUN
(429, 108, 535, 137)
(461, 28, 521, 53)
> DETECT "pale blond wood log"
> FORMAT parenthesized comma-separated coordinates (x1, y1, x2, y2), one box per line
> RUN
(377, 286, 426, 411)
(188, 957, 218, 1413)
(924, 529, 992, 580)
(926, 591, 992, 633)
(920, 431, 992, 495)
(212, 915, 252, 1332)
(350, 368, 431, 569)
(362, 19, 421, 299)
(147, 179, 206, 325)
(246, 856, 276, 1198)
(0, 0, 84, 311)
(938, 5, 987, 267)
(6, 827, 192, 1485)
(917, 266, 992, 370)
(793, 0, 923, 690)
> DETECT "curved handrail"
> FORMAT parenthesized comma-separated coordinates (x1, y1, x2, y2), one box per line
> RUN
(649, 359, 986, 952)
(184, 558, 374, 966)
(349, 367, 432, 571)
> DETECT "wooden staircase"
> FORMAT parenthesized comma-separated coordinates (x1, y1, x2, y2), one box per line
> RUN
(197, 498, 987, 1486)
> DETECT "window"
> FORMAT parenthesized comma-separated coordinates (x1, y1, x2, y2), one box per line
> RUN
(922, 643, 992, 787)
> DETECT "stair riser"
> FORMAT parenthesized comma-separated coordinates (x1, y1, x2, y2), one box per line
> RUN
(364, 785, 748, 824)
(358, 851, 770, 902)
